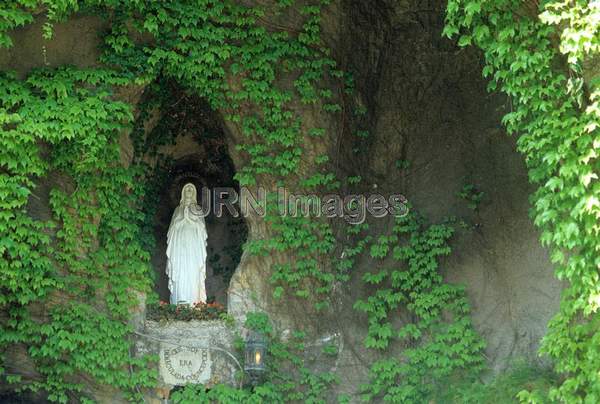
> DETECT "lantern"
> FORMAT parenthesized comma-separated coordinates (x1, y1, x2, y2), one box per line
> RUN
(244, 331, 267, 385)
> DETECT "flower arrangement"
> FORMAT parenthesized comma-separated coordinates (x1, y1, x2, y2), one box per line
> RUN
(147, 300, 227, 322)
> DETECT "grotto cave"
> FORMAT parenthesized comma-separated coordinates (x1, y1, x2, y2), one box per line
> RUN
(0, 0, 597, 403)
(142, 82, 248, 307)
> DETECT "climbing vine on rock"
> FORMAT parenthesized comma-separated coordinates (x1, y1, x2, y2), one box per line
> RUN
(1, 0, 344, 400)
(355, 212, 485, 402)
(445, 0, 600, 401)
(98, 0, 340, 185)
(0, 67, 156, 402)
(170, 312, 338, 403)
(0, 0, 494, 402)
(97, 0, 346, 306)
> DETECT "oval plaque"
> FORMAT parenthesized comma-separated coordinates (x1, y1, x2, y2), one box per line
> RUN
(159, 345, 211, 385)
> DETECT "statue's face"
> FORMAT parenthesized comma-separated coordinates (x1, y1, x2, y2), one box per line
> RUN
(183, 186, 194, 203)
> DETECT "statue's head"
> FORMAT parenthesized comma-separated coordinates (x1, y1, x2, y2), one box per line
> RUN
(180, 183, 197, 205)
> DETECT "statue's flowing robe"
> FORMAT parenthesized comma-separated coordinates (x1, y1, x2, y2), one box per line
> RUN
(166, 203, 208, 305)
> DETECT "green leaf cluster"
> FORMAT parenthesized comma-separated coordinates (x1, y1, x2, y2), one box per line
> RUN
(0, 66, 156, 401)
(354, 213, 485, 402)
(445, 0, 600, 401)
(170, 312, 338, 403)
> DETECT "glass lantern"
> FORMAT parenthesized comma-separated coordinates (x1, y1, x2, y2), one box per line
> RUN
(244, 330, 267, 385)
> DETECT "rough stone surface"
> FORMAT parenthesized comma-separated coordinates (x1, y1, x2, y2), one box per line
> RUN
(1, 2, 568, 402)
(135, 320, 239, 392)
(225, 1, 563, 398)
(0, 14, 105, 75)
(332, 0, 562, 381)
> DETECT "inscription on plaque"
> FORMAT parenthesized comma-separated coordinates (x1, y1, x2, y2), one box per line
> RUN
(159, 346, 211, 385)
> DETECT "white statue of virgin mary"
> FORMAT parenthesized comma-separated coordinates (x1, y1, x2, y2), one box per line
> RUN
(166, 183, 208, 305)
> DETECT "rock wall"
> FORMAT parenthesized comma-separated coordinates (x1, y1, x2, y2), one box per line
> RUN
(1, 1, 563, 401)
(225, 0, 562, 397)
(135, 320, 238, 400)
(332, 0, 562, 376)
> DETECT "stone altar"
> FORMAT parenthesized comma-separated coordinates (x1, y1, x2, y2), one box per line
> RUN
(135, 319, 238, 393)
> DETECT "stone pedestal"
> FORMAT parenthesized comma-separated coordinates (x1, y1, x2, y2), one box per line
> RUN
(135, 319, 239, 398)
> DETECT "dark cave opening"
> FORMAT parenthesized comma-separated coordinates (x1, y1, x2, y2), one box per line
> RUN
(146, 83, 248, 307)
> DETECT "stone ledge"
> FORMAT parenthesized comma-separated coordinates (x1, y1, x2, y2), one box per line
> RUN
(135, 319, 240, 393)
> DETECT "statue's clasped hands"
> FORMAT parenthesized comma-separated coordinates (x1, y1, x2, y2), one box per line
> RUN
(184, 203, 204, 221)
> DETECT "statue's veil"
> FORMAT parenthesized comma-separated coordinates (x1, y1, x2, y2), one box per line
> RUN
(180, 183, 197, 205)
(167, 182, 208, 304)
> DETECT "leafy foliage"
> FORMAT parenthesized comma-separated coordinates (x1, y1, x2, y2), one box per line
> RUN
(0, 66, 156, 401)
(433, 360, 558, 404)
(457, 183, 484, 211)
(96, 0, 346, 306)
(170, 312, 338, 403)
(245, 197, 338, 306)
(0, 0, 345, 400)
(445, 0, 600, 401)
(97, 0, 340, 186)
(4, 0, 591, 402)
(355, 213, 485, 402)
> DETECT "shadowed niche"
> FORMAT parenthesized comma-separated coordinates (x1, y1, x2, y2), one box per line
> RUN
(147, 85, 247, 307)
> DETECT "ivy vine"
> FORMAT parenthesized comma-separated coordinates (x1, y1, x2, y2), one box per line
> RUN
(445, 0, 600, 401)
(2, 0, 594, 403)
(355, 213, 485, 402)
(0, 66, 156, 401)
